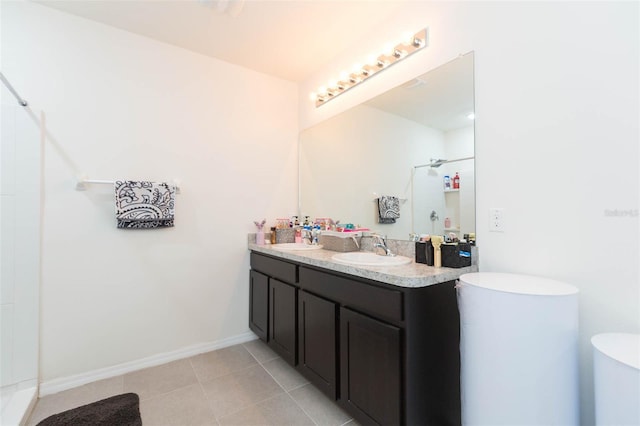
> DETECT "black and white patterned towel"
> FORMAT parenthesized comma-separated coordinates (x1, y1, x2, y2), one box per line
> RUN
(377, 196, 400, 224)
(115, 181, 176, 229)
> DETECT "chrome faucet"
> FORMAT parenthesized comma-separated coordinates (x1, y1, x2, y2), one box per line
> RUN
(372, 234, 394, 256)
(301, 228, 313, 245)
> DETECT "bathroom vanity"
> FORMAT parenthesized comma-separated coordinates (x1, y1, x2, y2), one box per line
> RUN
(248, 243, 477, 425)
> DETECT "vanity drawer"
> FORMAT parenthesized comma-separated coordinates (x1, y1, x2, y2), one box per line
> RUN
(250, 253, 298, 284)
(299, 267, 403, 323)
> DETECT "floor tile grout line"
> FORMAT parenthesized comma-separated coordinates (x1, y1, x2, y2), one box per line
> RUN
(283, 387, 321, 426)
(136, 380, 200, 404)
(255, 361, 292, 395)
(233, 343, 347, 426)
(194, 360, 270, 388)
(241, 342, 280, 365)
(192, 367, 221, 426)
(189, 346, 265, 386)
(286, 381, 311, 393)
(205, 360, 316, 424)
(214, 387, 289, 423)
(255, 357, 311, 395)
(192, 354, 288, 423)
(287, 385, 355, 426)
(252, 357, 319, 426)
(130, 357, 202, 403)
(188, 357, 269, 423)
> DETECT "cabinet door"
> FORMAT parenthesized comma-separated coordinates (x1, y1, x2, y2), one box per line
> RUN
(340, 307, 401, 426)
(298, 290, 338, 399)
(269, 278, 297, 365)
(249, 270, 269, 341)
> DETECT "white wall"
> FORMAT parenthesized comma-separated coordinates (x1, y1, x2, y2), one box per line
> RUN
(299, 2, 639, 424)
(2, 1, 298, 383)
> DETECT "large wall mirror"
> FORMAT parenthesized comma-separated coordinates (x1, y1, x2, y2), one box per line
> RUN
(299, 52, 475, 241)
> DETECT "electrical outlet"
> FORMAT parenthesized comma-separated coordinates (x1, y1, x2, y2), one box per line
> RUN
(489, 208, 504, 232)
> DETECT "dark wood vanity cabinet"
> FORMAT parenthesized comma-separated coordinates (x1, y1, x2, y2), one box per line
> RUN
(249, 253, 299, 364)
(298, 290, 338, 399)
(269, 278, 297, 365)
(249, 251, 461, 426)
(340, 307, 401, 425)
(249, 270, 269, 341)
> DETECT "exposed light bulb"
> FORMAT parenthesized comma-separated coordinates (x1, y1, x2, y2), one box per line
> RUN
(312, 27, 427, 107)
(467, 113, 475, 120)
(309, 92, 317, 101)
(393, 48, 406, 58)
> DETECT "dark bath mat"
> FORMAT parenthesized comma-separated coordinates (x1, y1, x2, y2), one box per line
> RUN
(37, 393, 142, 426)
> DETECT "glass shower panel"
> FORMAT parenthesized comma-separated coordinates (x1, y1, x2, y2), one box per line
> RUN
(1, 101, 42, 422)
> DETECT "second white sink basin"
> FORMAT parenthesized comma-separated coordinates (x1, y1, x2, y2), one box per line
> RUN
(331, 252, 412, 266)
(271, 243, 324, 251)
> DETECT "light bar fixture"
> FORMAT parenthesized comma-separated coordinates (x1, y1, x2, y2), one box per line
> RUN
(311, 28, 428, 108)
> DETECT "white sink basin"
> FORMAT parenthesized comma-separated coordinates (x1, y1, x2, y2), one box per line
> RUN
(331, 252, 412, 266)
(271, 243, 324, 251)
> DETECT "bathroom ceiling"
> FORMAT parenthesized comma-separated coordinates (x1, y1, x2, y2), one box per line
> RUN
(35, 0, 406, 82)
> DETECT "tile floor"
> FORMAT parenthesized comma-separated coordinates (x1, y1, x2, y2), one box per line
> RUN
(28, 340, 356, 426)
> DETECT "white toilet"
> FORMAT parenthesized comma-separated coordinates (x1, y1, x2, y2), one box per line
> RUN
(457, 272, 580, 425)
(592, 333, 640, 426)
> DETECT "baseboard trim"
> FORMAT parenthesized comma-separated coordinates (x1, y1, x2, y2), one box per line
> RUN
(39, 331, 258, 397)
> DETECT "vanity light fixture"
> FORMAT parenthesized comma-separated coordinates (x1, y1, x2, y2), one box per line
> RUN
(311, 28, 428, 107)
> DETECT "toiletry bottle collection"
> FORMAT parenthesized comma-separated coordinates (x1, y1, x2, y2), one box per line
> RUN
(255, 216, 371, 246)
(443, 172, 460, 190)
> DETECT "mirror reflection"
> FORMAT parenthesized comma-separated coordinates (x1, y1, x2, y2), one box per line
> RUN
(299, 52, 475, 241)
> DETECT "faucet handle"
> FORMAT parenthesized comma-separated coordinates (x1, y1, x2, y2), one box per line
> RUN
(372, 233, 386, 243)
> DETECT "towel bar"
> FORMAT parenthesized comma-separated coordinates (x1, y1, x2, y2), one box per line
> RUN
(75, 177, 181, 194)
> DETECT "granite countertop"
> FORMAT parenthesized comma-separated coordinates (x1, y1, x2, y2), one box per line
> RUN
(248, 243, 478, 288)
